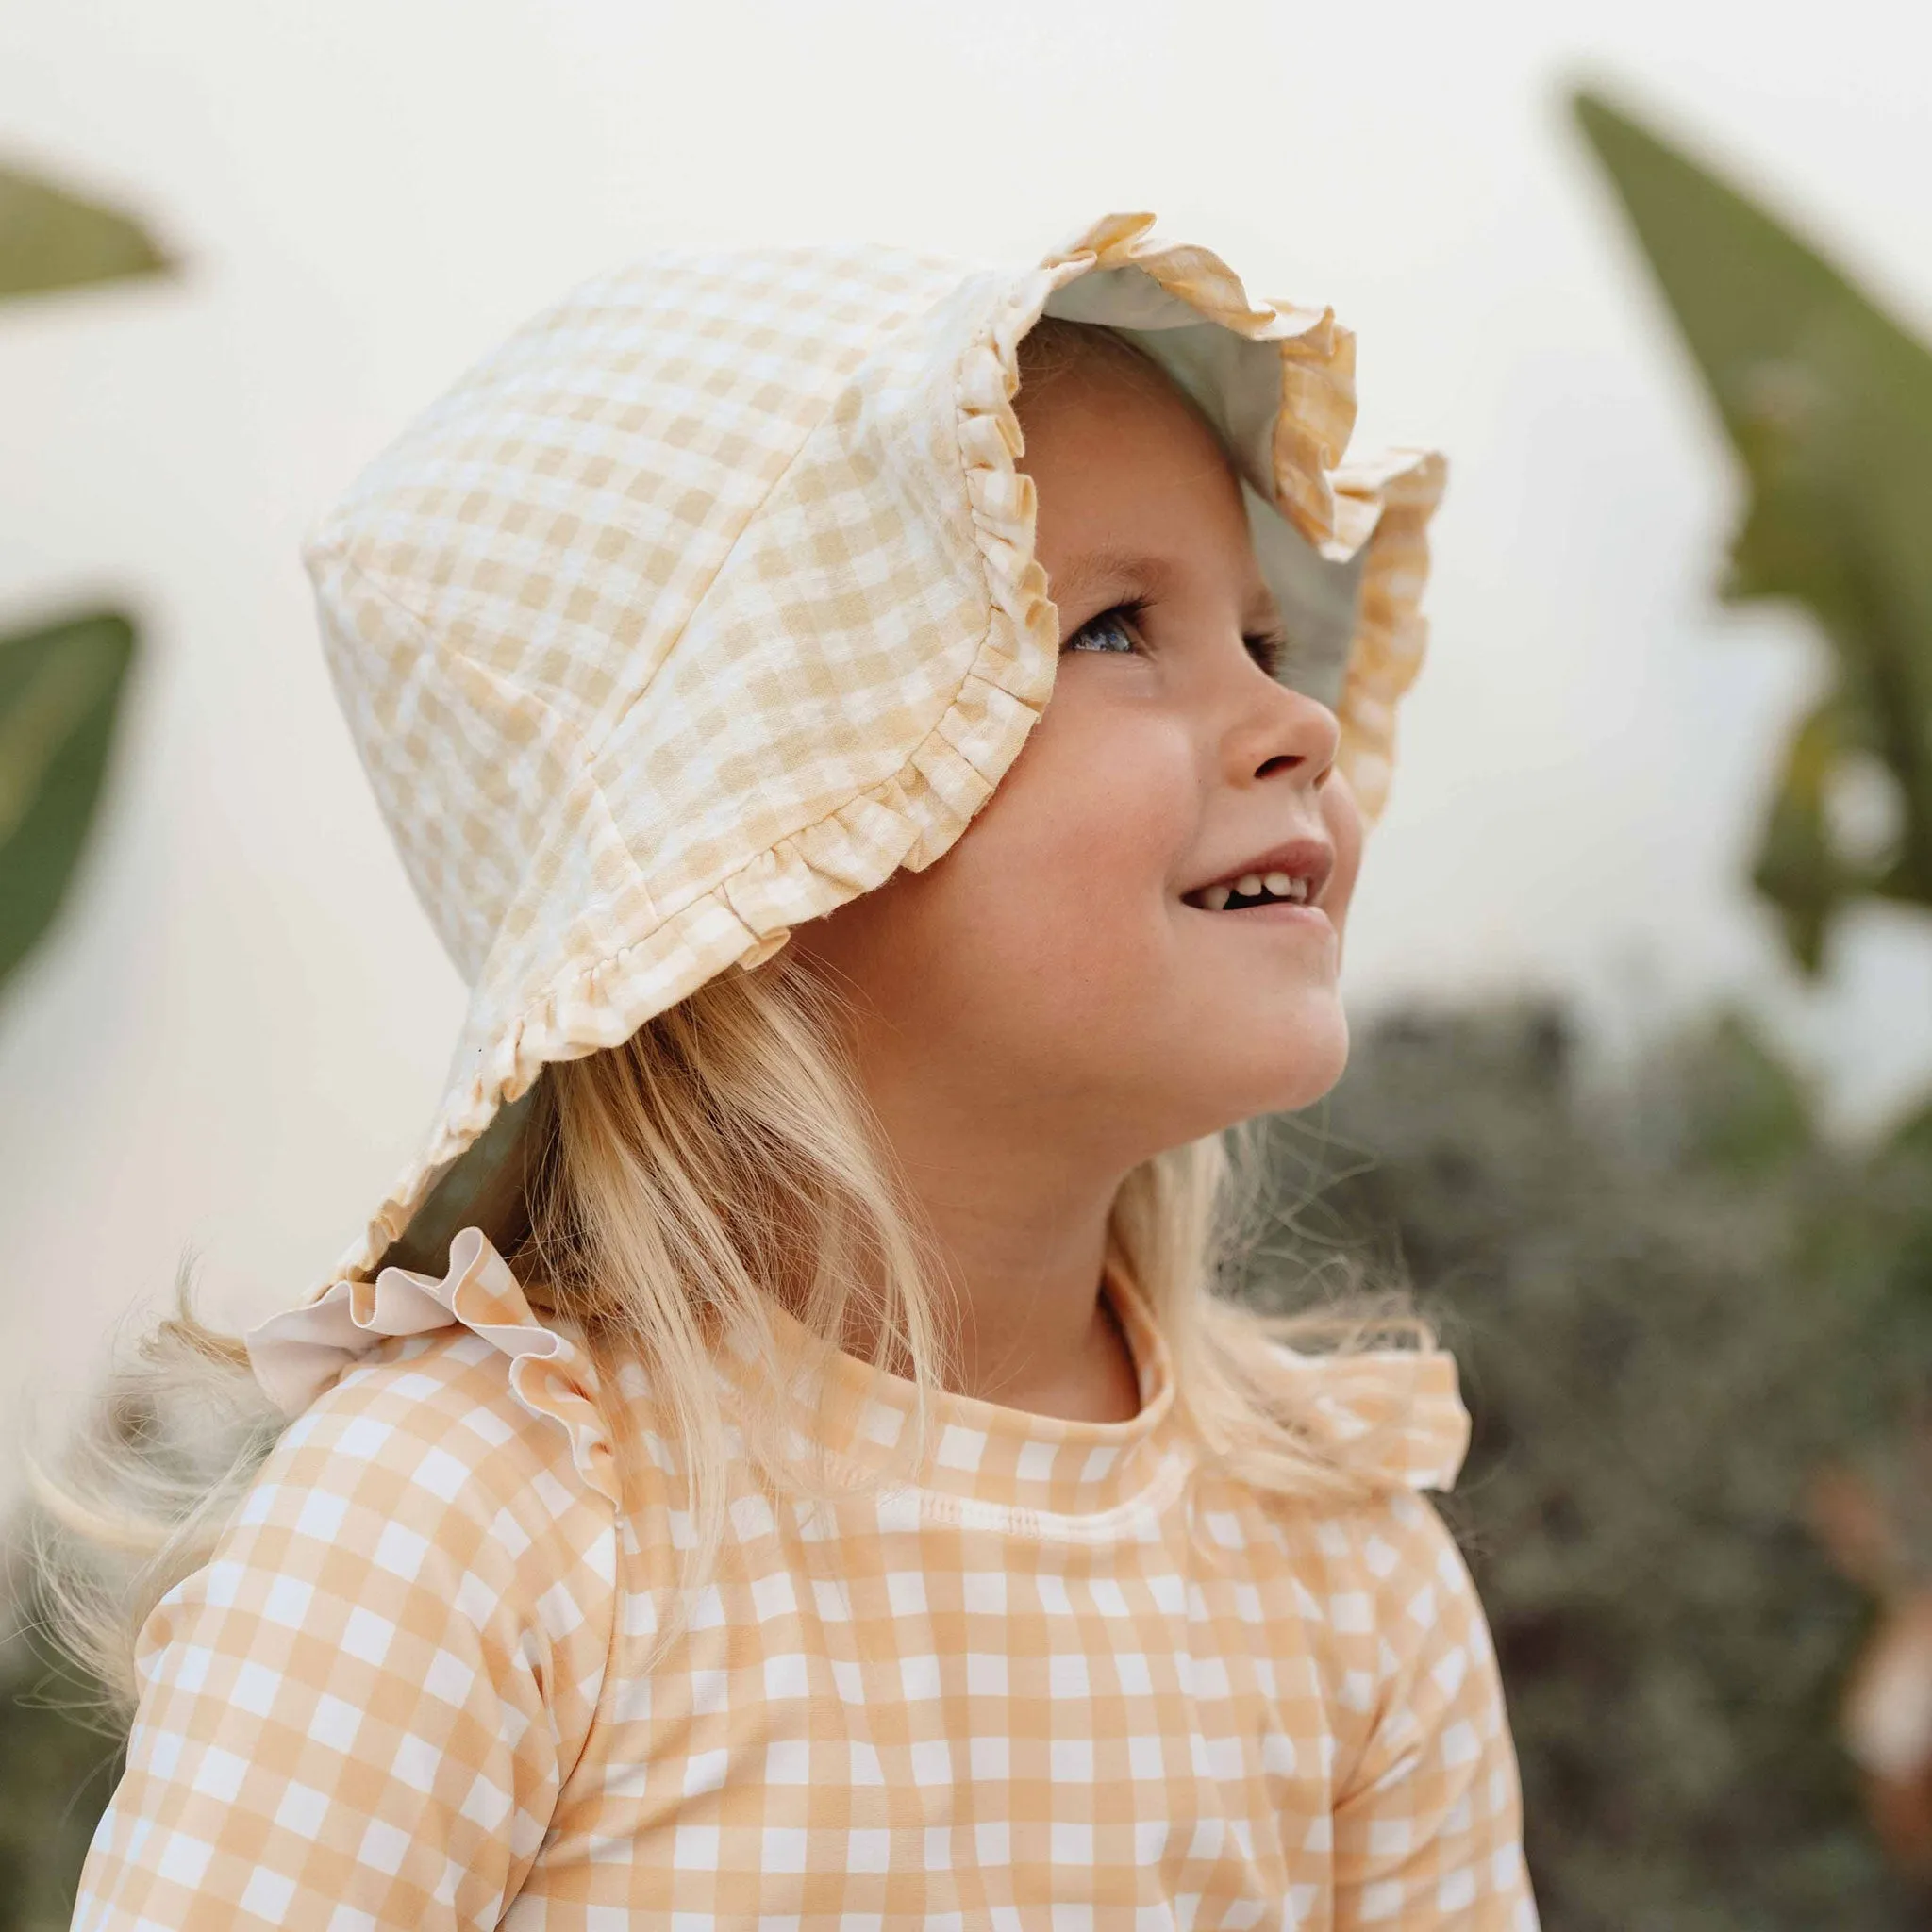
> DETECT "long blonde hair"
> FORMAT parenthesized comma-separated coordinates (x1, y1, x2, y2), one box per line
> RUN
(21, 319, 1422, 1731)
(20, 948, 1413, 1729)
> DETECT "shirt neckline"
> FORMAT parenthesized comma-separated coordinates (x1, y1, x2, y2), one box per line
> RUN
(710, 1257, 1182, 1518)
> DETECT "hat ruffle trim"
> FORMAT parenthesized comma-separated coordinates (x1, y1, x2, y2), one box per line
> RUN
(1331, 449, 1448, 822)
(1041, 209, 1360, 544)
(245, 1226, 620, 1508)
(1035, 212, 1447, 823)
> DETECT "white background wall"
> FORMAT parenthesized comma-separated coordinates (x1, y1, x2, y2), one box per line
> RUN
(4, 0, 1930, 1476)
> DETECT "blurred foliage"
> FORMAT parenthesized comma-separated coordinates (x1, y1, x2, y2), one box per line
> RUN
(0, 159, 164, 1003)
(0, 1700, 121, 1932)
(1573, 90, 1932, 976)
(0, 163, 169, 302)
(1573, 86, 1932, 1897)
(0, 1609, 122, 1932)
(0, 153, 165, 1917)
(1243, 1002, 1932, 1930)
(0, 614, 136, 990)
(0, 1358, 245, 1925)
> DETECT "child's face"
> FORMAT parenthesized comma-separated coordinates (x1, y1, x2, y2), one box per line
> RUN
(793, 334, 1364, 1171)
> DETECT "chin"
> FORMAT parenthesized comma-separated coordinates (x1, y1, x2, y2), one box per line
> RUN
(1164, 1001, 1350, 1140)
(1256, 1000, 1351, 1116)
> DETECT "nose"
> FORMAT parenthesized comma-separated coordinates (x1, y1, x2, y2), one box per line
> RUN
(1224, 673, 1341, 791)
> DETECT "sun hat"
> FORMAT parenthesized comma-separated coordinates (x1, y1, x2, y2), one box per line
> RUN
(271, 209, 1446, 1305)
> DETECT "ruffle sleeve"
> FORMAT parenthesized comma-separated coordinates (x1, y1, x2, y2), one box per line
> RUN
(243, 1226, 619, 1508)
(1271, 1343, 1473, 1493)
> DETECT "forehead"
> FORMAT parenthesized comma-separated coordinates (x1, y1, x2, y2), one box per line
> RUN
(1015, 321, 1232, 458)
(1014, 325, 1272, 607)
(1014, 329, 1254, 534)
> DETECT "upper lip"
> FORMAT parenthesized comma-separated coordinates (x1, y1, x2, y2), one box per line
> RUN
(1181, 836, 1335, 907)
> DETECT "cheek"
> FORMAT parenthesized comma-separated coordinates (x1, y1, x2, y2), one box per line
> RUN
(886, 710, 1199, 1045)
(1319, 774, 1367, 930)
(959, 714, 1194, 972)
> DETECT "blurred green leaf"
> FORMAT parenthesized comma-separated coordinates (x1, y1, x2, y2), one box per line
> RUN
(1678, 1006, 1816, 1175)
(0, 163, 170, 302)
(1573, 89, 1932, 974)
(0, 612, 136, 993)
(1888, 1103, 1932, 1166)
(1750, 694, 1861, 974)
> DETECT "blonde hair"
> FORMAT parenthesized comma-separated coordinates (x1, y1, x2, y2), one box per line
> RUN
(19, 317, 1422, 1733)
(20, 950, 1414, 1727)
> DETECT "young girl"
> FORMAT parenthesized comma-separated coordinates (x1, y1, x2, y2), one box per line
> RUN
(37, 210, 1536, 1928)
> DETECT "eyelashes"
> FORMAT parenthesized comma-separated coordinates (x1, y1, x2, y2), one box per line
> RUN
(1247, 629, 1290, 680)
(1064, 600, 1291, 681)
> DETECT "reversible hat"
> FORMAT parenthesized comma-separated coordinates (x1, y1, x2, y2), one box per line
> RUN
(287, 209, 1446, 1293)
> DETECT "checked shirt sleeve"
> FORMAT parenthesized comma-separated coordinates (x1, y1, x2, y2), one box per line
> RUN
(1328, 1491, 1538, 1930)
(71, 1329, 618, 1932)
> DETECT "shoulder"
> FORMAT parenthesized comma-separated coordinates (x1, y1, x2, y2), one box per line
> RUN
(1296, 1481, 1486, 1652)
(1251, 1327, 1474, 1493)
(241, 1227, 626, 1559)
(1272, 1480, 1510, 1807)
(217, 1318, 623, 1701)
(270, 1322, 619, 1553)
(101, 1327, 626, 1929)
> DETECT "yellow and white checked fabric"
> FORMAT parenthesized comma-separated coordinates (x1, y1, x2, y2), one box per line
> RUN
(75, 1232, 1536, 1928)
(297, 208, 1446, 1288)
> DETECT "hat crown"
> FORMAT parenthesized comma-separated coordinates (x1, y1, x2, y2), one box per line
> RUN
(311, 241, 986, 985)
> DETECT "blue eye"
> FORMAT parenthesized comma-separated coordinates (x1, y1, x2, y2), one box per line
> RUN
(1063, 603, 1293, 678)
(1066, 608, 1140, 656)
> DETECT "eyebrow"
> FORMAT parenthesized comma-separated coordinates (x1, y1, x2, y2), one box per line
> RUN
(1048, 543, 1283, 632)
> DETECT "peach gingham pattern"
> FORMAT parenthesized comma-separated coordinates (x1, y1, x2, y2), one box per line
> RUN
(74, 1233, 1537, 1928)
(294, 209, 1446, 1291)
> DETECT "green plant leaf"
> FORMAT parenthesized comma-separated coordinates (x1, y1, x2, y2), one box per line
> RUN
(0, 162, 170, 302)
(0, 611, 136, 994)
(1572, 88, 1932, 970)
(1747, 693, 1866, 974)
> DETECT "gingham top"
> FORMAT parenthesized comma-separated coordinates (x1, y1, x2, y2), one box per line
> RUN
(74, 1234, 1537, 1929)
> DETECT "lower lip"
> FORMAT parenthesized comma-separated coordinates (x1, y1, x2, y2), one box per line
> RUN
(1185, 900, 1333, 933)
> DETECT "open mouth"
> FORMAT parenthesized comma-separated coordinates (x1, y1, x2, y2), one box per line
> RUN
(1183, 870, 1315, 913)
(1179, 838, 1333, 913)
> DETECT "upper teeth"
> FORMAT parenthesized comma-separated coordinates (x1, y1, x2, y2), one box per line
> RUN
(1201, 870, 1309, 911)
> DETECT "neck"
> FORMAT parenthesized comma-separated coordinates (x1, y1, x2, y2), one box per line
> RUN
(849, 1073, 1146, 1426)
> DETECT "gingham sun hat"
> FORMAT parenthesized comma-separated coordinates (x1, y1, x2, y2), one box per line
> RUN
(285, 209, 1445, 1297)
